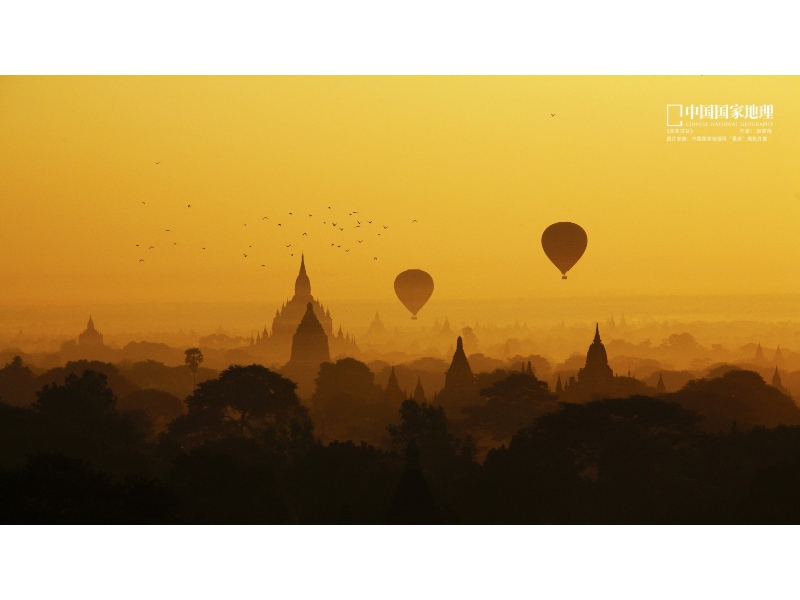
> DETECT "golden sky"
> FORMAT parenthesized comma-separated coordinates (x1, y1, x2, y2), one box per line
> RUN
(1, 76, 798, 306)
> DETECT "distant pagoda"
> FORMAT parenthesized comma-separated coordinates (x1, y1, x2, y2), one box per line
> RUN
(772, 366, 790, 396)
(412, 377, 426, 402)
(78, 316, 104, 347)
(383, 366, 407, 405)
(366, 312, 387, 337)
(577, 324, 614, 385)
(754, 342, 765, 363)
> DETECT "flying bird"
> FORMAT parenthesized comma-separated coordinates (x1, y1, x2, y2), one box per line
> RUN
(202, 247, 206, 250)
(165, 229, 170, 232)
(303, 233, 307, 236)
(285, 244, 292, 248)
(412, 219, 417, 222)
(142, 202, 146, 204)
(289, 212, 292, 215)
(135, 244, 139, 247)
(368, 221, 372, 224)
(149, 246, 155, 249)
(243, 254, 248, 258)
(345, 249, 350, 252)
(374, 257, 377, 260)
(358, 240, 363, 243)
(383, 226, 388, 229)
(551, 113, 556, 117)
(332, 222, 337, 226)
(139, 259, 144, 262)
(262, 216, 268, 220)
(339, 228, 344, 231)
(155, 161, 160, 164)
(188, 205, 191, 208)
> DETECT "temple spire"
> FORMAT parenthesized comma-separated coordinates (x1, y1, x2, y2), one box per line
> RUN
(413, 377, 426, 402)
(593, 323, 601, 343)
(294, 253, 311, 298)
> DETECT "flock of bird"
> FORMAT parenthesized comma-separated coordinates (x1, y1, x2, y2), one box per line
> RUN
(135, 161, 419, 265)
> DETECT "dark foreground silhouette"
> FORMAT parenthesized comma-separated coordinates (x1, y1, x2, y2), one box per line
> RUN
(2, 359, 800, 524)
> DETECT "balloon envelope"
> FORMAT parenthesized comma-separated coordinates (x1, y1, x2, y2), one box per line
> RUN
(394, 269, 434, 319)
(541, 222, 587, 279)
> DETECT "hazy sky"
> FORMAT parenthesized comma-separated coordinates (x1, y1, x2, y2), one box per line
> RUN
(1, 76, 798, 306)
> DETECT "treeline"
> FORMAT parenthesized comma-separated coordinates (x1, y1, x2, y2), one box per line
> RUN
(2, 357, 800, 523)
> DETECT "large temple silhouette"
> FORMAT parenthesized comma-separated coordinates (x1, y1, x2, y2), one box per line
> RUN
(559, 324, 653, 402)
(251, 255, 358, 364)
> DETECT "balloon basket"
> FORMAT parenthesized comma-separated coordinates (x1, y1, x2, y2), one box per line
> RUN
(562, 275, 567, 280)
(411, 316, 417, 320)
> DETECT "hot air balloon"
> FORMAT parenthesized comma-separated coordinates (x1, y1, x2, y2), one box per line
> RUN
(541, 222, 587, 279)
(394, 269, 434, 319)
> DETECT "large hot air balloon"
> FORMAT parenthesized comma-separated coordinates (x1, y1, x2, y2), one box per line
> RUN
(541, 222, 587, 279)
(394, 269, 434, 319)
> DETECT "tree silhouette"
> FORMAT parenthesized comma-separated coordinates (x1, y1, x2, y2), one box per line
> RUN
(184, 348, 204, 388)
(0, 453, 175, 524)
(463, 371, 559, 442)
(31, 370, 148, 474)
(669, 369, 800, 431)
(310, 358, 385, 444)
(166, 364, 314, 460)
(480, 396, 706, 523)
(0, 355, 38, 406)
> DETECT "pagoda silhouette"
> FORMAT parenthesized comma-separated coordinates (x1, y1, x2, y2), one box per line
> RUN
(78, 316, 104, 347)
(412, 377, 426, 402)
(382, 366, 407, 406)
(434, 336, 478, 411)
(281, 302, 331, 398)
(384, 439, 442, 525)
(560, 324, 653, 402)
(60, 315, 109, 361)
(772, 366, 791, 397)
(577, 324, 614, 386)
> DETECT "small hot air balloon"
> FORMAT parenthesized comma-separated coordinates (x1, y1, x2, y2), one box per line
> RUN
(394, 269, 434, 320)
(541, 222, 587, 279)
